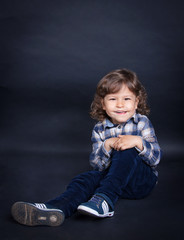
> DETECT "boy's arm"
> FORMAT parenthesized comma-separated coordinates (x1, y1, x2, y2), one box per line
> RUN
(111, 117, 161, 167)
(89, 127, 118, 171)
(90, 117, 161, 169)
(135, 118, 161, 167)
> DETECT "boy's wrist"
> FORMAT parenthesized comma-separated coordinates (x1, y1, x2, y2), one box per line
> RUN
(135, 136, 143, 151)
(104, 138, 117, 152)
(104, 139, 112, 152)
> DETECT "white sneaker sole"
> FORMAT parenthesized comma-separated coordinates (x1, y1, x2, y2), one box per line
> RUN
(77, 205, 114, 218)
(11, 202, 65, 226)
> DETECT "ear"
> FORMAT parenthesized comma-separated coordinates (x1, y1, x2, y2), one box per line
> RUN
(135, 97, 139, 109)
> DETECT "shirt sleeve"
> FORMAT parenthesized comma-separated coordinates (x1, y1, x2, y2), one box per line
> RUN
(89, 127, 112, 171)
(138, 118, 161, 167)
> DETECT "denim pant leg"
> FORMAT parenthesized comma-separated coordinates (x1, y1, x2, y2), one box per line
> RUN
(120, 156, 158, 200)
(46, 170, 104, 218)
(95, 148, 157, 207)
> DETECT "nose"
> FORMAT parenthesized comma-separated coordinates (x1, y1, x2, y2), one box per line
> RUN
(116, 100, 124, 108)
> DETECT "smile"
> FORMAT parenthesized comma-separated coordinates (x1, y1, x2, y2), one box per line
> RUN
(114, 111, 127, 115)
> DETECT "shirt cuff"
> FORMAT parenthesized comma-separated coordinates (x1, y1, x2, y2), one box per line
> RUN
(102, 141, 112, 157)
(137, 139, 147, 156)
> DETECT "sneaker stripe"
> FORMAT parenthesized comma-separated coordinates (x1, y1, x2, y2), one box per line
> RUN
(102, 200, 109, 214)
(35, 203, 47, 209)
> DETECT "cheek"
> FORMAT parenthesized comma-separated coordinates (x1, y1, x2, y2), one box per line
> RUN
(131, 100, 138, 110)
(128, 102, 137, 110)
(102, 100, 111, 111)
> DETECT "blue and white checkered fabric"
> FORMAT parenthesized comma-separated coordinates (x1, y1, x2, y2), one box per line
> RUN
(89, 113, 161, 172)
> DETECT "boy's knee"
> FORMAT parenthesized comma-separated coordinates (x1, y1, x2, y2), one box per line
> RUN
(71, 170, 102, 185)
(112, 148, 139, 159)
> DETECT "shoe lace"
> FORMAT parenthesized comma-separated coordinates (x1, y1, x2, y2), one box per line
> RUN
(89, 195, 103, 208)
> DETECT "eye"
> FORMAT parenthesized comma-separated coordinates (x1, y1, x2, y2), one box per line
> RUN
(125, 97, 131, 101)
(109, 97, 116, 101)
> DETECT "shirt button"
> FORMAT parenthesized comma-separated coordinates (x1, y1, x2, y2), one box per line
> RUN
(118, 125, 121, 129)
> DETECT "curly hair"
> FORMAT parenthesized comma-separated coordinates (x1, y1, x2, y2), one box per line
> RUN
(90, 69, 150, 121)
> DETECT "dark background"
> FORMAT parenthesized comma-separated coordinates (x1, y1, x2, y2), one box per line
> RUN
(0, 0, 184, 240)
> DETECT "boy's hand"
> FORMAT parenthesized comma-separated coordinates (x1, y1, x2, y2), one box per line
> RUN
(113, 135, 143, 151)
(104, 137, 119, 152)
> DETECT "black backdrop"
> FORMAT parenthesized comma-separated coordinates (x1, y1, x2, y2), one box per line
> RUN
(1, 0, 184, 155)
(1, 1, 184, 239)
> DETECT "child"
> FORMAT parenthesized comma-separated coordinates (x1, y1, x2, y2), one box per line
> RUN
(11, 69, 161, 226)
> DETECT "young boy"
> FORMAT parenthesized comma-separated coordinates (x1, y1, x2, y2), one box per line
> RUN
(11, 69, 161, 226)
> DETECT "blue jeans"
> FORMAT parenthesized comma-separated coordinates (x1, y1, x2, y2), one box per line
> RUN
(46, 148, 157, 218)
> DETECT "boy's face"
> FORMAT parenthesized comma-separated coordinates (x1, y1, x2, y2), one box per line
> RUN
(102, 84, 139, 124)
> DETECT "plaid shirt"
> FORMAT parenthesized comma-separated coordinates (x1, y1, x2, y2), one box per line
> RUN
(89, 113, 161, 173)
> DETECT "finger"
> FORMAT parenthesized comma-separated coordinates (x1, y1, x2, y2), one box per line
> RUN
(115, 142, 124, 151)
(118, 135, 125, 138)
(113, 139, 120, 148)
(113, 141, 118, 150)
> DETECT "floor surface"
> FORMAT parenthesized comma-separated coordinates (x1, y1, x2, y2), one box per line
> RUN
(0, 151, 183, 240)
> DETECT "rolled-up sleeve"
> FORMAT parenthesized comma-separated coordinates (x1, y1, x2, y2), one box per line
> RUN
(89, 128, 112, 171)
(138, 119, 161, 166)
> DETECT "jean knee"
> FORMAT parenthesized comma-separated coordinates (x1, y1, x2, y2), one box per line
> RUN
(70, 170, 102, 187)
(112, 148, 139, 160)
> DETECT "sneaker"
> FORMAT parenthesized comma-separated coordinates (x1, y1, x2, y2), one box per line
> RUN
(11, 202, 65, 227)
(77, 194, 114, 218)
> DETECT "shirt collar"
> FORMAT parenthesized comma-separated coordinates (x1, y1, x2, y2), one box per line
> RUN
(102, 112, 139, 129)
(133, 113, 139, 123)
(102, 118, 115, 129)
